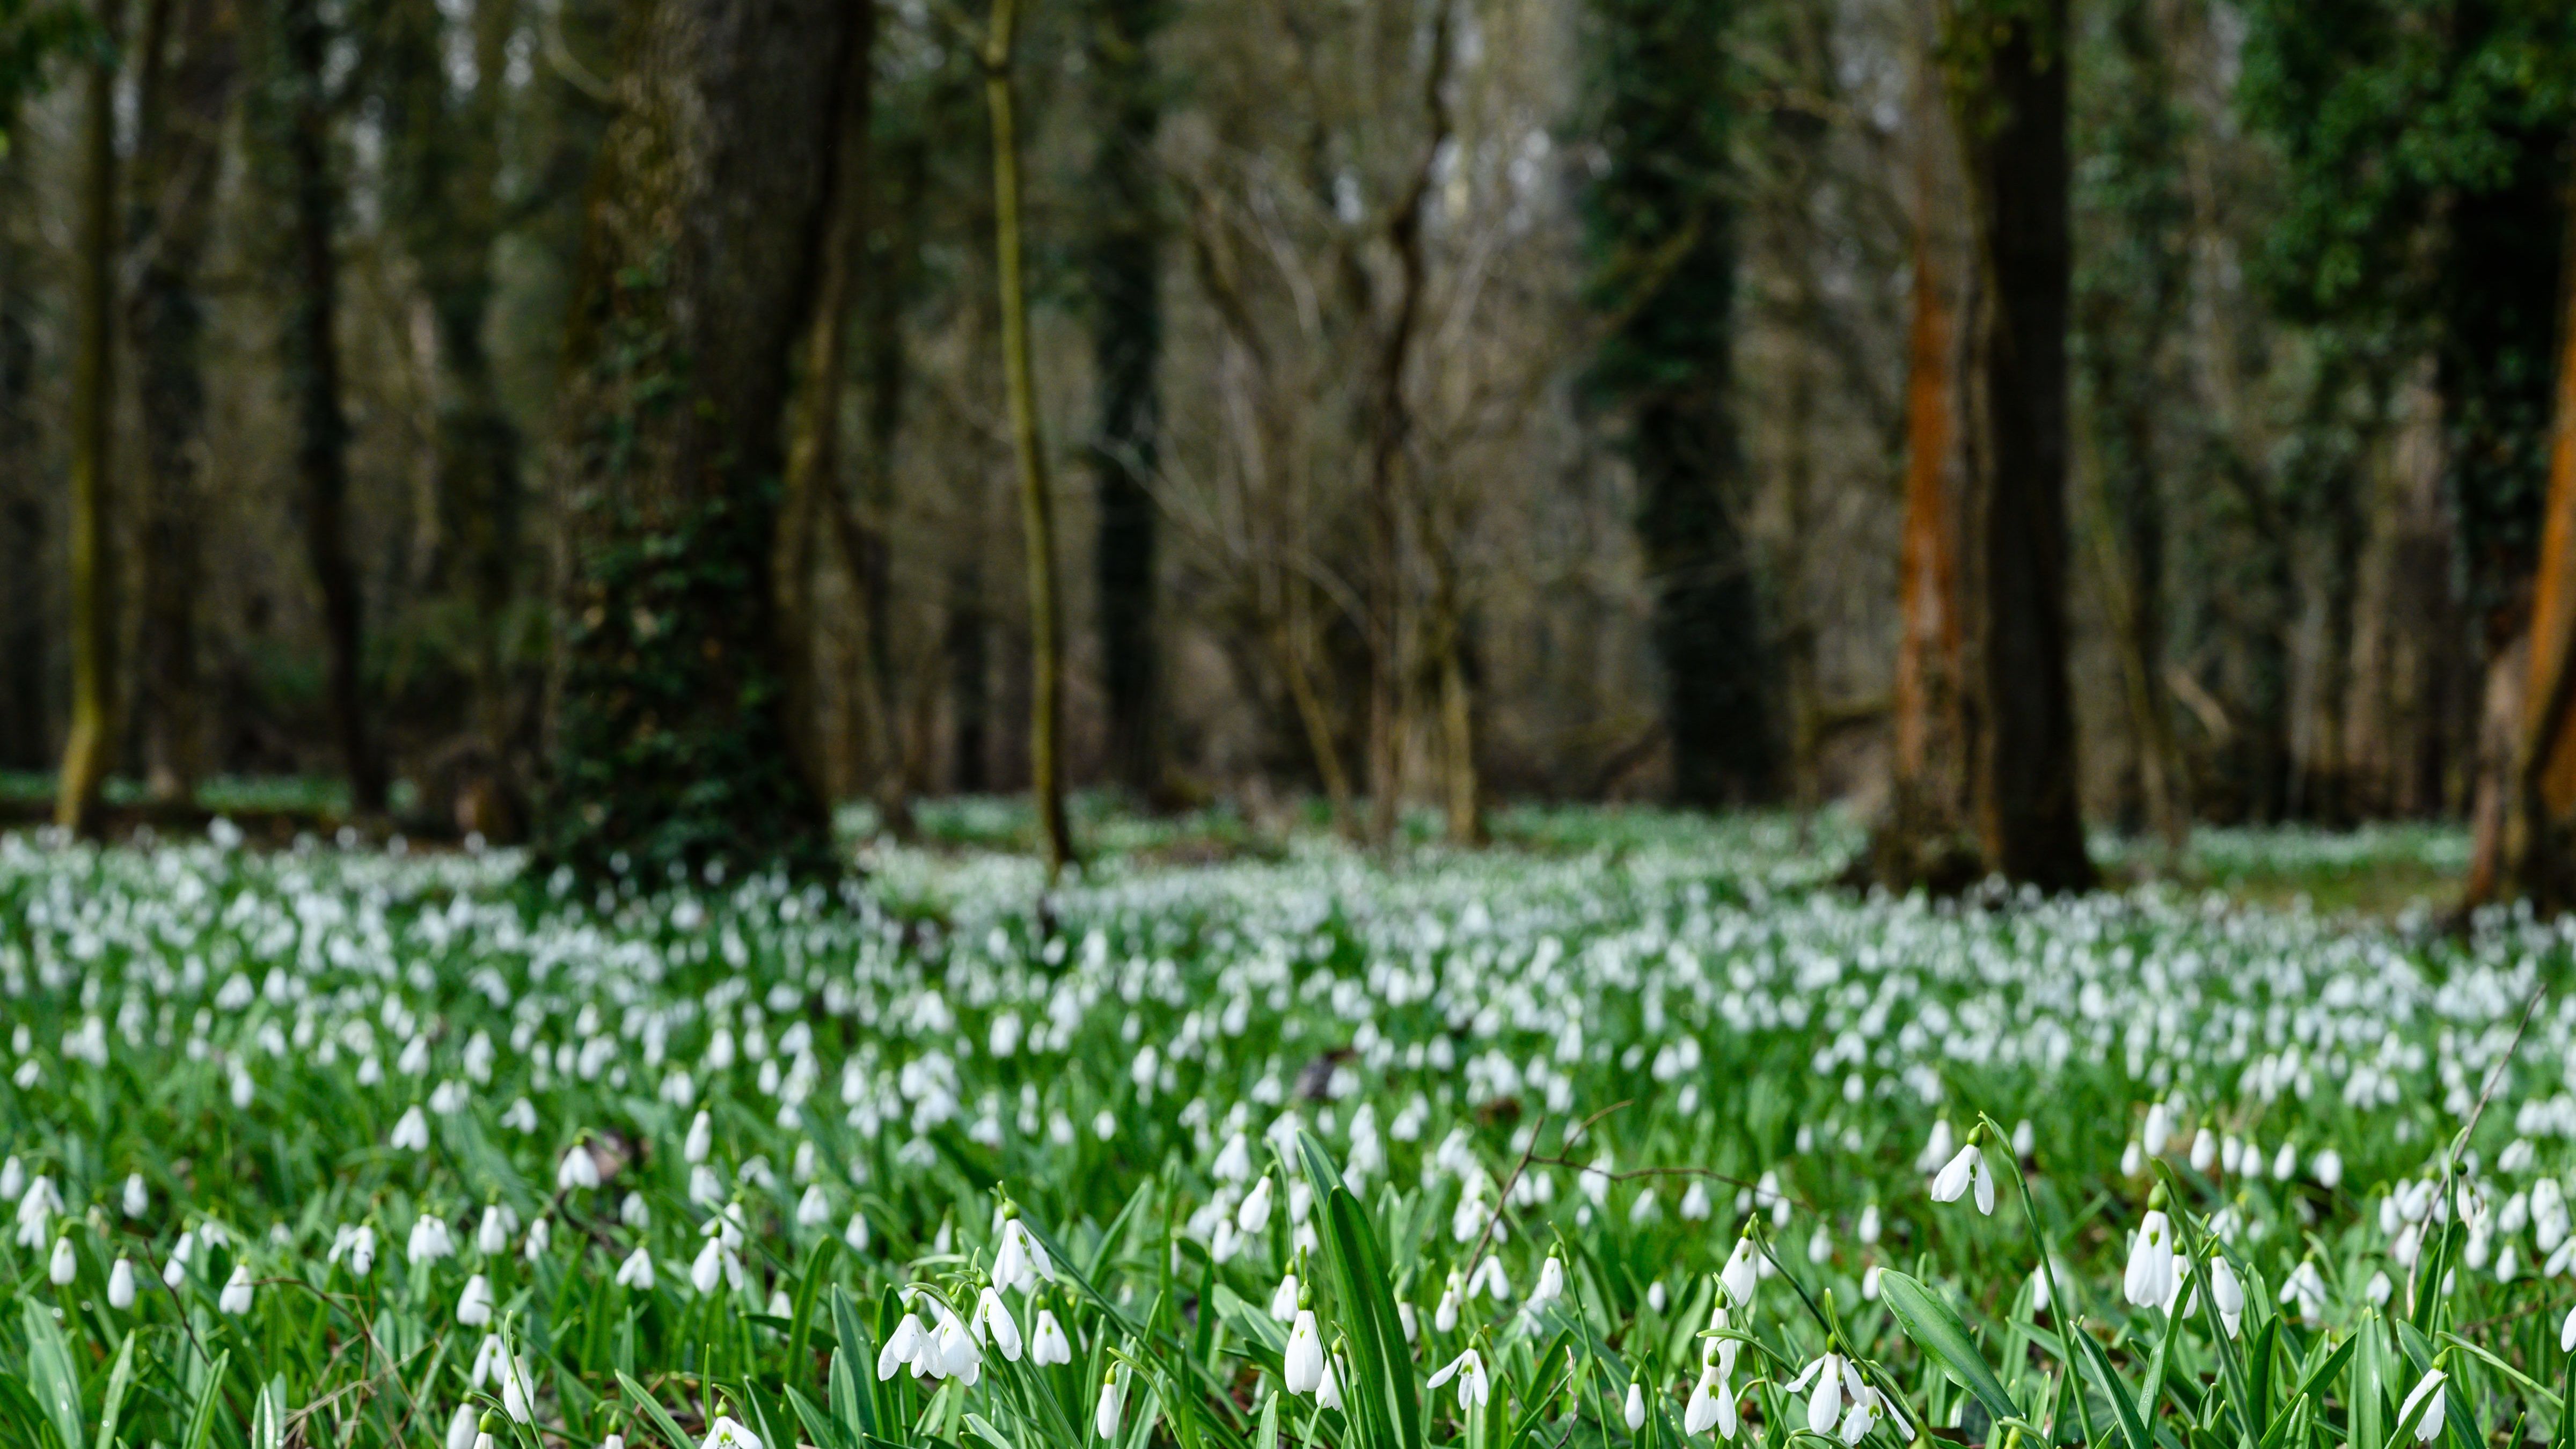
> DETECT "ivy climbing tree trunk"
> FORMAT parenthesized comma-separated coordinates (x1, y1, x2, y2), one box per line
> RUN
(1086, 0, 1163, 806)
(1586, 0, 1774, 809)
(128, 0, 238, 807)
(56, 0, 121, 836)
(1945, 0, 2095, 890)
(984, 0, 1076, 880)
(540, 0, 854, 880)
(273, 0, 386, 815)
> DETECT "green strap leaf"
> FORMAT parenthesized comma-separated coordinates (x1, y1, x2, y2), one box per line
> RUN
(180, 1351, 229, 1449)
(2074, 1323, 2153, 1449)
(1876, 1270, 2023, 1429)
(616, 1370, 700, 1449)
(21, 1299, 86, 1449)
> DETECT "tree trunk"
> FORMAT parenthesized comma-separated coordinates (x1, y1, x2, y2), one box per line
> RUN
(984, 0, 1075, 880)
(539, 0, 851, 879)
(0, 135, 41, 772)
(57, 0, 122, 836)
(779, 0, 876, 802)
(1948, 0, 2094, 890)
(949, 558, 991, 793)
(1087, 0, 1162, 805)
(128, 0, 238, 807)
(274, 0, 386, 814)
(2498, 147, 2576, 909)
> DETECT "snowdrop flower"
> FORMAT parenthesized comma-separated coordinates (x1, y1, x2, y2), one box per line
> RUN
(1467, 1254, 1511, 1301)
(1789, 1352, 1848, 1436)
(1316, 1352, 1344, 1411)
(2312, 1148, 2344, 1190)
(1427, 1348, 1490, 1410)
(501, 1098, 539, 1133)
(2561, 1305, 2576, 1355)
(1270, 1271, 1301, 1321)
(16, 1174, 61, 1247)
(879, 1314, 927, 1381)
(1031, 1307, 1072, 1366)
(1930, 1131, 1994, 1215)
(934, 1306, 982, 1385)
(2280, 1260, 2328, 1325)
(1625, 1381, 1647, 1432)
(524, 1216, 551, 1260)
(220, 1264, 255, 1314)
(1720, 1233, 1759, 1309)
(2124, 1206, 2176, 1309)
(1096, 1365, 1128, 1439)
(2367, 1271, 2393, 1306)
(448, 1406, 481, 1449)
(845, 1211, 872, 1253)
(164, 1230, 194, 1288)
(391, 1106, 431, 1152)
(48, 1235, 76, 1285)
(621, 1195, 652, 1230)
(701, 1418, 761, 1449)
(2189, 1129, 2218, 1173)
(1915, 1121, 1953, 1174)
(559, 1144, 601, 1191)
(1685, 1362, 1737, 1438)
(108, 1256, 135, 1309)
(974, 1286, 1023, 1360)
(1435, 1272, 1462, 1333)
(1285, 1306, 1326, 1394)
(617, 1246, 656, 1289)
(409, 1214, 456, 1265)
(1239, 1175, 1276, 1234)
(1527, 1251, 1567, 1314)
(2399, 1368, 2447, 1443)
(994, 1216, 1051, 1292)
(2206, 1255, 2244, 1338)
(691, 1235, 738, 1296)
(458, 1273, 495, 1326)
(796, 1184, 830, 1228)
(121, 1173, 148, 1218)
(685, 1110, 713, 1165)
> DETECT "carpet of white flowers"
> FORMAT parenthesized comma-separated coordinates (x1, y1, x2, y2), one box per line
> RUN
(2, 811, 2573, 1449)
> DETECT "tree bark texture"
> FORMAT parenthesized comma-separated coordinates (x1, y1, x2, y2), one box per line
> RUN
(539, 0, 852, 878)
(1949, 0, 2095, 890)
(57, 0, 121, 836)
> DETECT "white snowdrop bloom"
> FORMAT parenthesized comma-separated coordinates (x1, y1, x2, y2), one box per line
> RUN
(2010, 1119, 2035, 1158)
(1788, 1353, 1847, 1436)
(2499, 1243, 2522, 1283)
(558, 1145, 601, 1191)
(458, 1273, 494, 1326)
(1213, 1133, 1253, 1182)
(1285, 1308, 1324, 1394)
(2280, 1260, 2328, 1325)
(476, 1208, 513, 1256)
(973, 1286, 1023, 1360)
(688, 1166, 722, 1207)
(219, 1264, 255, 1314)
(472, 1333, 508, 1388)
(2560, 1304, 2576, 1355)
(844, 1211, 871, 1253)
(1686, 1362, 1737, 1438)
(448, 1404, 481, 1449)
(2312, 1148, 2345, 1190)
(1031, 1308, 1072, 1366)
(1680, 1181, 1713, 1220)
(1721, 1233, 1759, 1309)
(1096, 1365, 1128, 1440)
(701, 1417, 762, 1449)
(17, 1173, 62, 1246)
(1915, 1121, 1953, 1174)
(2366, 1271, 2392, 1306)
(48, 1235, 76, 1285)
(690, 1235, 737, 1296)
(1427, 1348, 1490, 1410)
(1271, 1272, 1300, 1321)
(794, 1184, 829, 1228)
(1930, 1140, 1993, 1214)
(108, 1256, 135, 1309)
(2124, 1210, 2177, 1308)
(1528, 1252, 1567, 1312)
(604, 1437, 625, 1449)
(1857, 1204, 1880, 1245)
(498, 1355, 538, 1423)
(994, 1217, 1051, 1291)
(2207, 1255, 2244, 1338)
(2189, 1129, 2218, 1173)
(2399, 1369, 2447, 1443)
(879, 1313, 927, 1380)
(615, 1246, 656, 1290)
(1239, 1175, 1276, 1234)
(121, 1173, 148, 1219)
(409, 1214, 456, 1265)
(623, 1195, 653, 1230)
(1467, 1254, 1510, 1301)
(2272, 1143, 2299, 1181)
(2142, 1102, 2173, 1155)
(1435, 1275, 1461, 1333)
(1862, 1264, 1884, 1300)
(2120, 1140, 2146, 1179)
(525, 1217, 551, 1260)
(1093, 1110, 1119, 1140)
(0, 1158, 20, 1203)
(391, 1106, 431, 1152)
(164, 1230, 194, 1288)
(1808, 1226, 1832, 1265)
(1626, 1382, 1648, 1432)
(685, 1110, 714, 1165)
(1316, 1352, 1345, 1411)
(501, 1098, 539, 1133)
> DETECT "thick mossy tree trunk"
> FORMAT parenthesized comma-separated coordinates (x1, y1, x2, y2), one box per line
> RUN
(1945, 0, 2095, 890)
(1086, 0, 1163, 804)
(56, 0, 121, 836)
(1586, 0, 1774, 809)
(539, 0, 854, 881)
(128, 0, 239, 807)
(2499, 144, 2576, 911)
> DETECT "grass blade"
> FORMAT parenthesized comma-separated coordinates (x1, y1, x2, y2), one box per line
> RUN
(1877, 1269, 2022, 1428)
